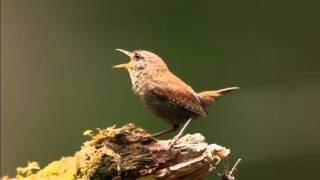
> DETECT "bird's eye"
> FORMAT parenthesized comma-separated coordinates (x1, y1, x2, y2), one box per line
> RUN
(134, 53, 143, 60)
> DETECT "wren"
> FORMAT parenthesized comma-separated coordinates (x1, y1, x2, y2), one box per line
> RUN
(113, 49, 239, 146)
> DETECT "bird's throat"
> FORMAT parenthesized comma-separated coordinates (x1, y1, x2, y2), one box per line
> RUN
(129, 70, 148, 96)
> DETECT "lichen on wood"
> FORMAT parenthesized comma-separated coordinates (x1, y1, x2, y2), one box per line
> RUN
(2, 123, 230, 180)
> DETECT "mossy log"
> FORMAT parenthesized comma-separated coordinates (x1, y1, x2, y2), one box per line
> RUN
(2, 123, 230, 180)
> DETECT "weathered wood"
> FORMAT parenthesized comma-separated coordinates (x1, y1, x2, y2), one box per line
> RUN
(2, 124, 230, 180)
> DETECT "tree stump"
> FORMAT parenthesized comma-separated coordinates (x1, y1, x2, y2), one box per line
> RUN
(2, 123, 230, 180)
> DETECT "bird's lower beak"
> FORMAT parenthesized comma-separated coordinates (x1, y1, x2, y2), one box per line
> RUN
(113, 63, 129, 69)
(113, 49, 134, 70)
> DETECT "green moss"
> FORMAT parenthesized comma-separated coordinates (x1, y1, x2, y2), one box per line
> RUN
(2, 157, 77, 180)
(37, 157, 77, 179)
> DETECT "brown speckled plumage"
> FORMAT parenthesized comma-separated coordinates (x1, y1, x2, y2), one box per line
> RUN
(114, 49, 239, 138)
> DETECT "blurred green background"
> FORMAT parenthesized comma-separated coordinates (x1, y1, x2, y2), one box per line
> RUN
(1, 0, 320, 179)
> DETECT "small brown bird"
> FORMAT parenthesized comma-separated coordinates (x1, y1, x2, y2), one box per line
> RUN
(113, 49, 239, 145)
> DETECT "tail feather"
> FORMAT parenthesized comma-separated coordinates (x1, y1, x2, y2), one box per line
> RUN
(198, 87, 239, 108)
(198, 87, 239, 98)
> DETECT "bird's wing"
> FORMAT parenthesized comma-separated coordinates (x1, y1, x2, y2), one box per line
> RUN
(151, 85, 208, 117)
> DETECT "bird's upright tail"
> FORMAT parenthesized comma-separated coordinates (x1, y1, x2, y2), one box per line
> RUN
(198, 87, 239, 108)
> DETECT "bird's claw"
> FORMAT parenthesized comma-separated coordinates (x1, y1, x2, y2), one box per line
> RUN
(168, 135, 181, 149)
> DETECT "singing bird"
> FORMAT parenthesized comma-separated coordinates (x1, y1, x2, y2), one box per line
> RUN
(113, 49, 239, 145)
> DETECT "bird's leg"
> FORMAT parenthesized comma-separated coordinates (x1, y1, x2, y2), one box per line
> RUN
(152, 124, 180, 138)
(169, 118, 193, 148)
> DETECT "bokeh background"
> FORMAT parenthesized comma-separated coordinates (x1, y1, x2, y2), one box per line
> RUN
(2, 0, 320, 179)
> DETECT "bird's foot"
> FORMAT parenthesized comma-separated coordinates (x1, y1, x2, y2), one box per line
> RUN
(168, 135, 181, 148)
(168, 118, 193, 149)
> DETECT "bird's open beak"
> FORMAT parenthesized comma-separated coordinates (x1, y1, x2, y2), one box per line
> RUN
(113, 49, 133, 70)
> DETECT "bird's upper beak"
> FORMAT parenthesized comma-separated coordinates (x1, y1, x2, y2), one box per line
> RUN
(113, 49, 134, 70)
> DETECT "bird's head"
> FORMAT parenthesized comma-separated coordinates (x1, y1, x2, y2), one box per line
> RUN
(113, 49, 169, 77)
